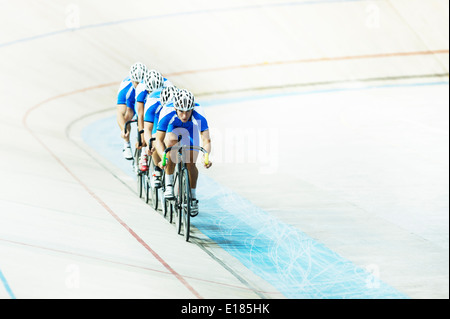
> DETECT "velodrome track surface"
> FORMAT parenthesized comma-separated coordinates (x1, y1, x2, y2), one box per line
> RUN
(0, 0, 448, 299)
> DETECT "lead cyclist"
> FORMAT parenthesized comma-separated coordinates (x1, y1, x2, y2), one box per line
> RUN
(154, 89, 212, 214)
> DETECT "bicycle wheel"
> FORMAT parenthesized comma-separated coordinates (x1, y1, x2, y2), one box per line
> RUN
(161, 172, 173, 223)
(144, 171, 150, 203)
(181, 167, 191, 241)
(163, 198, 174, 223)
(162, 192, 167, 217)
(169, 201, 174, 223)
(173, 168, 182, 235)
(149, 160, 158, 210)
(135, 148, 143, 198)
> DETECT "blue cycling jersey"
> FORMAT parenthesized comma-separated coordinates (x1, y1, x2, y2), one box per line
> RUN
(117, 77, 170, 117)
(143, 89, 165, 135)
(157, 104, 208, 147)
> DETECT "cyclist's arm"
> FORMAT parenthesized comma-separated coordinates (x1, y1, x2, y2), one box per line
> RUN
(196, 111, 210, 153)
(117, 104, 127, 135)
(201, 129, 212, 168)
(155, 130, 167, 160)
(136, 101, 146, 146)
(144, 121, 154, 154)
(119, 105, 135, 139)
(201, 129, 211, 154)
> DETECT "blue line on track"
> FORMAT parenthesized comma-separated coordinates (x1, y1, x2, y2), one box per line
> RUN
(0, 268, 16, 299)
(194, 175, 406, 298)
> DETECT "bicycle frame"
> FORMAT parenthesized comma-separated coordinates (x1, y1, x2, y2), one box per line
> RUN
(162, 139, 209, 241)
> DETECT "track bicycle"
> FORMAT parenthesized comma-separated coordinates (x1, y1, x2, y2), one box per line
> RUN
(162, 139, 209, 242)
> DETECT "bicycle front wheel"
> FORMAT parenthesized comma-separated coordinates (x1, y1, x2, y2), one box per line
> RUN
(182, 167, 191, 242)
(173, 170, 182, 235)
(144, 172, 150, 203)
(135, 148, 143, 198)
(163, 198, 173, 223)
(149, 160, 158, 210)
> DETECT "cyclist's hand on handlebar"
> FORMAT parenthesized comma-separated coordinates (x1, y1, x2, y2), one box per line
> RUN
(147, 146, 155, 156)
(121, 130, 130, 140)
(203, 155, 212, 169)
(136, 140, 147, 149)
(157, 160, 164, 169)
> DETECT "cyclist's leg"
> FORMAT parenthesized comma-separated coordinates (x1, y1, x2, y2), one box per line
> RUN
(117, 104, 128, 141)
(123, 106, 135, 134)
(185, 150, 199, 189)
(151, 151, 162, 181)
(185, 128, 200, 194)
(163, 133, 178, 198)
(120, 105, 135, 160)
(149, 123, 162, 185)
(150, 146, 163, 187)
(164, 132, 179, 174)
(139, 121, 154, 172)
(185, 150, 200, 215)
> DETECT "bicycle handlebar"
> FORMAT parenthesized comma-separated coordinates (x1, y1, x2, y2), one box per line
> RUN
(136, 129, 144, 147)
(162, 145, 209, 167)
(148, 137, 156, 149)
(124, 120, 145, 147)
(123, 119, 137, 135)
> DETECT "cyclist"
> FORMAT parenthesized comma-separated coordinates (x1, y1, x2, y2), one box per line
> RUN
(142, 85, 178, 187)
(154, 89, 212, 214)
(134, 71, 174, 153)
(116, 62, 147, 160)
(136, 69, 164, 172)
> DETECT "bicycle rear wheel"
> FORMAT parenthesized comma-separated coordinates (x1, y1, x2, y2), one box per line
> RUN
(182, 167, 191, 242)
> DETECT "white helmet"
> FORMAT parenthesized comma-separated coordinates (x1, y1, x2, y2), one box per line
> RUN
(173, 89, 195, 111)
(160, 86, 178, 106)
(143, 69, 164, 92)
(129, 62, 147, 82)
